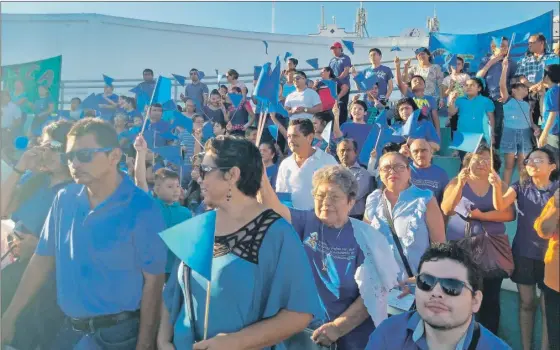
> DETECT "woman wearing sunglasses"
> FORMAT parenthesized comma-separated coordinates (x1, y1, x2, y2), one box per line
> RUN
(364, 152, 445, 283)
(260, 163, 399, 350)
(0, 120, 73, 350)
(489, 147, 558, 350)
(442, 145, 514, 335)
(403, 47, 445, 105)
(159, 135, 321, 350)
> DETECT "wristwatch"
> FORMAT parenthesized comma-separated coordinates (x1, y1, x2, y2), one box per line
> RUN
(304, 108, 308, 113)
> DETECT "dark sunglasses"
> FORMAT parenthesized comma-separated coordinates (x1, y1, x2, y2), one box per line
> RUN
(63, 147, 113, 163)
(416, 273, 474, 297)
(199, 164, 230, 180)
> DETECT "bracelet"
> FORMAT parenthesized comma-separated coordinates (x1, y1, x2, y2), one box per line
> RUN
(12, 166, 25, 175)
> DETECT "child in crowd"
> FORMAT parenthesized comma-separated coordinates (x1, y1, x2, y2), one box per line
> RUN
(226, 87, 255, 134)
(133, 135, 192, 277)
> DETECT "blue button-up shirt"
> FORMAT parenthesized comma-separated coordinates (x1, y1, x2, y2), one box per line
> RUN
(516, 53, 559, 83)
(365, 311, 511, 349)
(35, 174, 167, 318)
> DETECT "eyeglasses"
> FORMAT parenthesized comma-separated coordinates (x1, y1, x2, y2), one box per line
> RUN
(524, 158, 549, 166)
(471, 158, 490, 165)
(313, 193, 344, 203)
(417, 273, 474, 297)
(63, 147, 113, 163)
(199, 164, 230, 180)
(294, 76, 304, 81)
(379, 164, 407, 173)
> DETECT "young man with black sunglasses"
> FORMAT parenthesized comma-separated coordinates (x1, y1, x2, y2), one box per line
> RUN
(1, 118, 167, 349)
(365, 243, 511, 349)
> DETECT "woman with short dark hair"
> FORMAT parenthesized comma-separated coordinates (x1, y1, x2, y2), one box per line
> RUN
(159, 135, 321, 350)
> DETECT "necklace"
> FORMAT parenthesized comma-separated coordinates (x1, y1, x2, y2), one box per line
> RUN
(319, 223, 345, 272)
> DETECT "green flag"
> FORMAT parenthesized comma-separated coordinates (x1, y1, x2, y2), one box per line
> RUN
(1, 55, 62, 114)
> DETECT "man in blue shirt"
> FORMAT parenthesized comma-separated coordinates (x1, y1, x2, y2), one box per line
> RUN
(329, 41, 352, 125)
(476, 37, 517, 148)
(1, 118, 167, 349)
(366, 243, 511, 350)
(135, 68, 156, 112)
(181, 68, 209, 112)
(360, 48, 394, 101)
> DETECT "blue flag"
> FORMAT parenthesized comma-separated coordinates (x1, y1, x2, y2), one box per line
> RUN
(263, 40, 269, 54)
(374, 109, 389, 128)
(197, 71, 205, 80)
(321, 80, 338, 99)
(162, 99, 177, 112)
(342, 40, 355, 55)
(306, 58, 319, 70)
(151, 76, 172, 105)
(522, 32, 531, 42)
(228, 93, 243, 108)
(171, 111, 194, 133)
(254, 57, 281, 104)
(157, 131, 179, 142)
(80, 93, 100, 111)
(276, 192, 293, 208)
(268, 125, 279, 141)
(442, 53, 458, 72)
(321, 121, 333, 145)
(253, 66, 263, 81)
(154, 146, 182, 166)
(102, 74, 114, 87)
(159, 210, 216, 281)
(545, 57, 560, 67)
(202, 122, 215, 140)
(394, 109, 420, 138)
(449, 131, 484, 153)
(283, 52, 292, 62)
(390, 46, 401, 52)
(358, 120, 400, 165)
(492, 36, 502, 47)
(143, 130, 157, 150)
(354, 72, 378, 91)
(268, 101, 288, 118)
(172, 74, 187, 86)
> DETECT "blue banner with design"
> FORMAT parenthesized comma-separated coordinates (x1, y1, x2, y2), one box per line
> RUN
(429, 11, 553, 73)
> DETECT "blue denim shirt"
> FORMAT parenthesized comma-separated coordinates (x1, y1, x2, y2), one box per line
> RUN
(365, 311, 512, 349)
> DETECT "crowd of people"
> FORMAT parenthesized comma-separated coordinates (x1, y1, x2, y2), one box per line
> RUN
(0, 34, 559, 350)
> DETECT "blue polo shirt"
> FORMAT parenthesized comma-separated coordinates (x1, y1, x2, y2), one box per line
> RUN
(366, 311, 511, 349)
(156, 199, 192, 273)
(455, 95, 495, 136)
(35, 174, 167, 318)
(543, 84, 559, 135)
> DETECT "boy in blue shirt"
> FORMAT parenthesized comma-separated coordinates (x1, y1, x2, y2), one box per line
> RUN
(539, 64, 560, 156)
(133, 134, 192, 276)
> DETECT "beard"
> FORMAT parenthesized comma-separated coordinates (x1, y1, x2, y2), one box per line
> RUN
(424, 313, 472, 331)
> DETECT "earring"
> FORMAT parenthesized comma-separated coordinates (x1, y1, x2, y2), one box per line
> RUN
(226, 186, 232, 202)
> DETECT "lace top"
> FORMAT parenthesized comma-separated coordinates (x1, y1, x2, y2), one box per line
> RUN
(213, 209, 281, 264)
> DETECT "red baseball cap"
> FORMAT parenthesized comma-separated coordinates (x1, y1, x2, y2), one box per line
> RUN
(330, 42, 342, 49)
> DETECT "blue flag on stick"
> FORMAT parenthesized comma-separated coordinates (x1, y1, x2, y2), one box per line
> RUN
(80, 93, 100, 111)
(442, 53, 458, 72)
(393, 109, 420, 138)
(102, 74, 114, 87)
(157, 131, 179, 142)
(197, 71, 205, 80)
(150, 76, 172, 105)
(253, 66, 263, 81)
(143, 130, 157, 150)
(358, 121, 398, 165)
(268, 125, 279, 141)
(283, 52, 292, 62)
(268, 101, 289, 118)
(228, 93, 243, 108)
(202, 122, 215, 140)
(321, 121, 333, 145)
(162, 99, 177, 112)
(342, 40, 355, 55)
(449, 132, 484, 153)
(154, 146, 182, 166)
(254, 57, 281, 104)
(171, 111, 193, 133)
(306, 58, 319, 70)
(354, 73, 378, 91)
(321, 80, 338, 99)
(172, 74, 187, 86)
(159, 210, 216, 281)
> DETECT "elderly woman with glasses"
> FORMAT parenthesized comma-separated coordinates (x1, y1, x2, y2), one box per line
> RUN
(441, 145, 514, 335)
(403, 47, 445, 104)
(364, 152, 445, 283)
(0, 120, 73, 350)
(260, 164, 399, 350)
(159, 135, 322, 350)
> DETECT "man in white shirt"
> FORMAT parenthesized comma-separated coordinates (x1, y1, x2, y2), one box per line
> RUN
(284, 71, 322, 120)
(276, 118, 338, 209)
(1, 91, 22, 130)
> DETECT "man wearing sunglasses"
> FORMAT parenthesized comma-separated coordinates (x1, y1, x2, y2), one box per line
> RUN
(365, 243, 511, 349)
(180, 68, 209, 112)
(284, 71, 323, 121)
(1, 118, 167, 349)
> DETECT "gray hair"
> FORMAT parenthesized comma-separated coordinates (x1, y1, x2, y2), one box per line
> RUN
(312, 165, 358, 200)
(114, 113, 128, 124)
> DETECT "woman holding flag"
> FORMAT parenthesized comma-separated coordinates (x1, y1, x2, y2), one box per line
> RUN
(259, 163, 400, 350)
(392, 97, 441, 152)
(159, 135, 321, 350)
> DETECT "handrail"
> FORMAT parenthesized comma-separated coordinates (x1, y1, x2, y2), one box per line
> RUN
(58, 57, 415, 108)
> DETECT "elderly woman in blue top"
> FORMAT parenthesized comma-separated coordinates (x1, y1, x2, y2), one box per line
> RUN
(260, 164, 400, 350)
(392, 97, 441, 152)
(364, 151, 446, 282)
(489, 147, 558, 350)
(447, 77, 495, 148)
(159, 135, 322, 350)
(0, 120, 73, 350)
(1, 118, 168, 349)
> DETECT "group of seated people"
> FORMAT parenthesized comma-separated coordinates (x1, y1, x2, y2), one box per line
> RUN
(1, 37, 559, 350)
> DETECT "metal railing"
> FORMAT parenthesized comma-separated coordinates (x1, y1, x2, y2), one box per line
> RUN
(57, 57, 415, 108)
